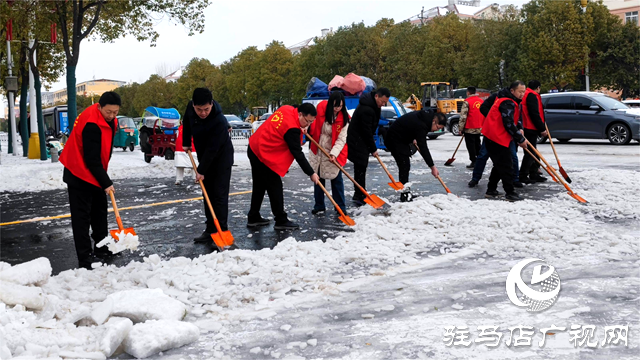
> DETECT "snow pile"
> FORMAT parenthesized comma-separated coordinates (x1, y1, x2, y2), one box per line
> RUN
(0, 169, 638, 358)
(96, 232, 140, 254)
(0, 258, 51, 310)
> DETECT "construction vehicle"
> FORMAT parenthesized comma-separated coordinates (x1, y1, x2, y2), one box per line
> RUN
(404, 82, 464, 114)
(245, 106, 268, 123)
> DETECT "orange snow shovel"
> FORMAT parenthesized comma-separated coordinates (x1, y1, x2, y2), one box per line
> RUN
(187, 151, 234, 251)
(108, 191, 137, 242)
(545, 123, 572, 184)
(436, 176, 452, 194)
(444, 134, 465, 166)
(306, 133, 387, 209)
(374, 154, 404, 190)
(316, 181, 355, 226)
(526, 144, 587, 203)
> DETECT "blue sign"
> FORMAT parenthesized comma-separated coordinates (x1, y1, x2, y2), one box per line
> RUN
(59, 111, 69, 133)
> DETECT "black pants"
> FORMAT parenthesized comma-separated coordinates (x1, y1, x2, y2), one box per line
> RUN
(464, 133, 482, 162)
(248, 146, 288, 224)
(388, 142, 411, 185)
(352, 162, 368, 201)
(68, 185, 108, 265)
(202, 166, 232, 233)
(520, 129, 541, 179)
(486, 138, 515, 194)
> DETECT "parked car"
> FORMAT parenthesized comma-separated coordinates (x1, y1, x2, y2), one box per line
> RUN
(540, 92, 640, 145)
(224, 114, 252, 130)
(622, 99, 640, 109)
(251, 112, 272, 134)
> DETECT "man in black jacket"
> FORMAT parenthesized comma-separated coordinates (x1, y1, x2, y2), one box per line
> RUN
(59, 92, 120, 269)
(468, 89, 524, 188)
(519, 80, 548, 183)
(385, 110, 445, 202)
(182, 88, 234, 244)
(346, 88, 391, 205)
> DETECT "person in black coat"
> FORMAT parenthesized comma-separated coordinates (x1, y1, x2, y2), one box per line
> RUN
(385, 110, 446, 202)
(519, 80, 548, 183)
(346, 88, 391, 205)
(181, 88, 234, 244)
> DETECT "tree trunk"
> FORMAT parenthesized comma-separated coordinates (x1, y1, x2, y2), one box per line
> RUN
(20, 62, 30, 156)
(66, 65, 77, 130)
(35, 76, 47, 160)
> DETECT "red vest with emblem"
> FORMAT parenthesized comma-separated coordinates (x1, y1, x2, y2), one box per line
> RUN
(464, 95, 485, 129)
(249, 105, 302, 176)
(482, 97, 520, 148)
(60, 103, 116, 187)
(309, 100, 349, 166)
(521, 88, 545, 131)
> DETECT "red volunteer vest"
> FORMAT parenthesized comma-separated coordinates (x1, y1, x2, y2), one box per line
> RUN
(249, 106, 302, 177)
(176, 124, 195, 153)
(522, 88, 545, 131)
(464, 96, 484, 129)
(309, 101, 349, 166)
(60, 103, 116, 187)
(482, 97, 520, 148)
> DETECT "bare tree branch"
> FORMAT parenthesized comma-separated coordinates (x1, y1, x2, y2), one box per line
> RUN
(81, 0, 103, 40)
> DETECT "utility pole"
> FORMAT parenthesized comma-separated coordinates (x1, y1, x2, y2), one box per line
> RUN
(582, 0, 589, 92)
(27, 38, 40, 159)
(5, 12, 19, 157)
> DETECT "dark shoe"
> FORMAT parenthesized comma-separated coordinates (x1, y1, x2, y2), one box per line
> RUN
(485, 190, 501, 198)
(513, 182, 524, 188)
(78, 255, 103, 270)
(530, 174, 547, 182)
(466, 161, 476, 169)
(93, 246, 113, 258)
(520, 176, 535, 184)
(274, 220, 300, 230)
(400, 192, 417, 202)
(247, 216, 270, 227)
(505, 193, 523, 202)
(352, 199, 366, 207)
(311, 208, 326, 215)
(194, 231, 212, 243)
(468, 179, 478, 188)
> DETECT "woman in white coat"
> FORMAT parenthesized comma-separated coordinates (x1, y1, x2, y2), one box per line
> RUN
(308, 91, 350, 214)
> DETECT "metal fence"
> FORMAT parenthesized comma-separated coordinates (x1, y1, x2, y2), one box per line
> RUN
(230, 129, 251, 150)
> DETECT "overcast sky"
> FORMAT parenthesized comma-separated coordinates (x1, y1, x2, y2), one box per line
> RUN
(2, 0, 529, 115)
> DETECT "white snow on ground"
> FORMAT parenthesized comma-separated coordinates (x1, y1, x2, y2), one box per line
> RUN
(1, 166, 638, 358)
(0, 147, 251, 193)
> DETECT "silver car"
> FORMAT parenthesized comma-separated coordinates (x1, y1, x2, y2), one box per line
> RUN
(540, 92, 640, 145)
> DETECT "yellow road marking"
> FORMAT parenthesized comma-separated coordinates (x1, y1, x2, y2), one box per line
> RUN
(0, 190, 252, 227)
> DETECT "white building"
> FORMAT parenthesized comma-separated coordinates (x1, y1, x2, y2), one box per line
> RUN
(287, 28, 333, 55)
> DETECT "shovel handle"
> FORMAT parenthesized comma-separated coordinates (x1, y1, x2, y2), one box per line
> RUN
(528, 144, 571, 191)
(374, 154, 397, 183)
(545, 123, 563, 167)
(187, 151, 221, 225)
(108, 191, 124, 230)
(452, 133, 465, 157)
(436, 175, 452, 194)
(306, 133, 369, 196)
(317, 180, 346, 217)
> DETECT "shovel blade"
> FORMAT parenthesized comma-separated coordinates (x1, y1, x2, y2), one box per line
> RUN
(388, 181, 404, 191)
(211, 231, 234, 251)
(569, 192, 588, 203)
(444, 158, 455, 166)
(559, 167, 572, 183)
(110, 228, 136, 242)
(364, 194, 387, 209)
(338, 215, 356, 226)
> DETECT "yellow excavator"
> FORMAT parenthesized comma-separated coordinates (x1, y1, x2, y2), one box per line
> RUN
(405, 82, 464, 115)
(245, 106, 268, 123)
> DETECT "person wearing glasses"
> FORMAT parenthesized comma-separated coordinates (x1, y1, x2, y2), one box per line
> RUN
(307, 91, 350, 215)
(247, 103, 320, 230)
(385, 109, 446, 202)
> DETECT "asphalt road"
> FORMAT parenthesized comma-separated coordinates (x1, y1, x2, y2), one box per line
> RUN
(1, 136, 630, 274)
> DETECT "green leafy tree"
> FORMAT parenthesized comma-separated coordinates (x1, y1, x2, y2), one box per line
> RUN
(114, 82, 141, 117)
(175, 58, 216, 113)
(591, 22, 640, 98)
(257, 41, 295, 107)
(133, 74, 177, 112)
(518, 0, 588, 91)
(53, 0, 209, 129)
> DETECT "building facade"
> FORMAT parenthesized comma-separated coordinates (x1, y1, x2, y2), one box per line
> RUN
(53, 79, 126, 104)
(603, 0, 639, 25)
